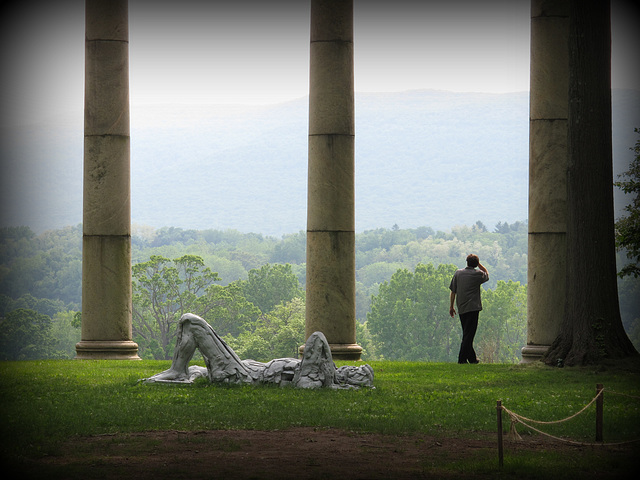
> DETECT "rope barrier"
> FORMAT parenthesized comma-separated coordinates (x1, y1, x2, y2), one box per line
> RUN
(503, 388, 603, 426)
(496, 384, 640, 468)
(605, 389, 640, 400)
(501, 407, 640, 447)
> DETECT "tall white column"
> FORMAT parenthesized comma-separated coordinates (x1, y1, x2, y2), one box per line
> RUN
(522, 0, 569, 362)
(305, 0, 361, 360)
(76, 0, 139, 360)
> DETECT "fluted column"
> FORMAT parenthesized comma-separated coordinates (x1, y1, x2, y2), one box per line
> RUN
(76, 0, 139, 359)
(305, 0, 361, 360)
(522, 0, 569, 362)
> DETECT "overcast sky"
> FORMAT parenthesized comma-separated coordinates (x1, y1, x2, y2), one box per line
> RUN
(1, 0, 638, 127)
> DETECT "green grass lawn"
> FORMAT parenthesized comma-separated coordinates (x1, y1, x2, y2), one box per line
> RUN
(1, 359, 639, 476)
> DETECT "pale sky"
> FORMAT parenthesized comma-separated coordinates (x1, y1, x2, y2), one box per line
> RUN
(1, 0, 638, 127)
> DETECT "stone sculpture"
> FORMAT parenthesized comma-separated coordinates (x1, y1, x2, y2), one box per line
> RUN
(143, 313, 374, 389)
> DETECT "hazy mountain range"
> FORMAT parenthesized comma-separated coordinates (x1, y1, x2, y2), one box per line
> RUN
(2, 89, 638, 237)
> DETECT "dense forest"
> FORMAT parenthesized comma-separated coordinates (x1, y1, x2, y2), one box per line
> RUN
(1, 220, 638, 362)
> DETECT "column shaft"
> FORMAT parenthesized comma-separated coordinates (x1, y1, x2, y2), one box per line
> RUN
(306, 0, 361, 360)
(76, 0, 139, 359)
(522, 0, 569, 362)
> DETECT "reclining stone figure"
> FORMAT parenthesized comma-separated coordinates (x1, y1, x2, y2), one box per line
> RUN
(143, 313, 374, 389)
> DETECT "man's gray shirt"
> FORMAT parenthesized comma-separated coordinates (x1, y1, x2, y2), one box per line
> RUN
(449, 267, 489, 315)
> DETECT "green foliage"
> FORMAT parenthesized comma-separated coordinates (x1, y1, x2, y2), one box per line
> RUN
(368, 265, 528, 363)
(2, 219, 636, 360)
(355, 320, 378, 360)
(271, 231, 306, 264)
(0, 308, 54, 360)
(615, 128, 640, 278)
(229, 297, 306, 361)
(476, 280, 527, 363)
(0, 220, 530, 322)
(0, 293, 66, 317)
(368, 263, 459, 361)
(237, 263, 304, 314)
(49, 310, 81, 359)
(0, 225, 82, 307)
(202, 282, 260, 339)
(132, 254, 262, 359)
(618, 272, 640, 350)
(133, 255, 217, 359)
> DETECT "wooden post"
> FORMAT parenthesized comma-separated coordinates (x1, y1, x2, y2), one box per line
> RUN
(497, 400, 504, 468)
(596, 384, 603, 442)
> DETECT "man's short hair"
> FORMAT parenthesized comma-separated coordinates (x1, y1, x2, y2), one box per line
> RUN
(466, 254, 479, 268)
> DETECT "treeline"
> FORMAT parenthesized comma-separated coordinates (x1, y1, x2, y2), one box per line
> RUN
(1, 220, 528, 317)
(1, 221, 638, 361)
(130, 220, 529, 320)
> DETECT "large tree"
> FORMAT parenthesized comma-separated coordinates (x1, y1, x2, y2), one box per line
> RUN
(230, 297, 306, 361)
(238, 263, 304, 314)
(0, 308, 54, 360)
(476, 280, 527, 363)
(544, 0, 637, 366)
(132, 255, 259, 359)
(614, 128, 640, 278)
(367, 263, 458, 361)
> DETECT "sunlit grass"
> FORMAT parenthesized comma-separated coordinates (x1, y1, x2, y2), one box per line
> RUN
(1, 359, 638, 462)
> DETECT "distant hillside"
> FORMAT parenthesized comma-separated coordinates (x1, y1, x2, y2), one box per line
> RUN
(1, 89, 638, 236)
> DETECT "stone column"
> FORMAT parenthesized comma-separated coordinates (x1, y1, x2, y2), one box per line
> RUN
(521, 0, 569, 362)
(305, 0, 361, 360)
(76, 0, 139, 360)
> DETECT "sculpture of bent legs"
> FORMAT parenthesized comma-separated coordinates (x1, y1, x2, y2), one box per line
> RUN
(143, 313, 373, 389)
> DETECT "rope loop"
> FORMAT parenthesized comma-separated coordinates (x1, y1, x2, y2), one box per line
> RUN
(499, 387, 640, 447)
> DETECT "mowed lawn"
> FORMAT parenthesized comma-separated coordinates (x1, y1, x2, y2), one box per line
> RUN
(1, 359, 639, 477)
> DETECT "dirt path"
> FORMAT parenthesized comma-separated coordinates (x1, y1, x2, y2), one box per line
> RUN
(15, 427, 638, 479)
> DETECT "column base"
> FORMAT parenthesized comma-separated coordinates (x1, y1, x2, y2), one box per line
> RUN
(299, 343, 363, 361)
(520, 344, 550, 363)
(75, 340, 141, 360)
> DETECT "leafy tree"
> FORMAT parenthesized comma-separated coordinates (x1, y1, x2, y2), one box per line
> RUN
(0, 252, 47, 300)
(357, 262, 406, 287)
(0, 225, 82, 308)
(238, 263, 304, 314)
(618, 273, 640, 351)
(230, 297, 305, 361)
(150, 227, 199, 247)
(544, 2, 637, 365)
(132, 254, 260, 359)
(367, 263, 458, 361)
(0, 308, 54, 360)
(355, 281, 378, 321)
(0, 226, 37, 264)
(356, 320, 378, 360)
(33, 226, 82, 306)
(614, 128, 640, 278)
(494, 222, 511, 234)
(271, 231, 306, 264)
(132, 255, 212, 358)
(473, 221, 488, 233)
(0, 293, 66, 317)
(204, 282, 260, 339)
(49, 310, 81, 358)
(476, 280, 527, 363)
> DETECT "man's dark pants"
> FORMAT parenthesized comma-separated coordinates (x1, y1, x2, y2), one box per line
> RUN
(458, 310, 479, 364)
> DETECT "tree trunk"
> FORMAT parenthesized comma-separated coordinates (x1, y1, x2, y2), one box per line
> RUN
(543, 0, 637, 366)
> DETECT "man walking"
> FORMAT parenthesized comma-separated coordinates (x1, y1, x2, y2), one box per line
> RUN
(449, 254, 489, 364)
